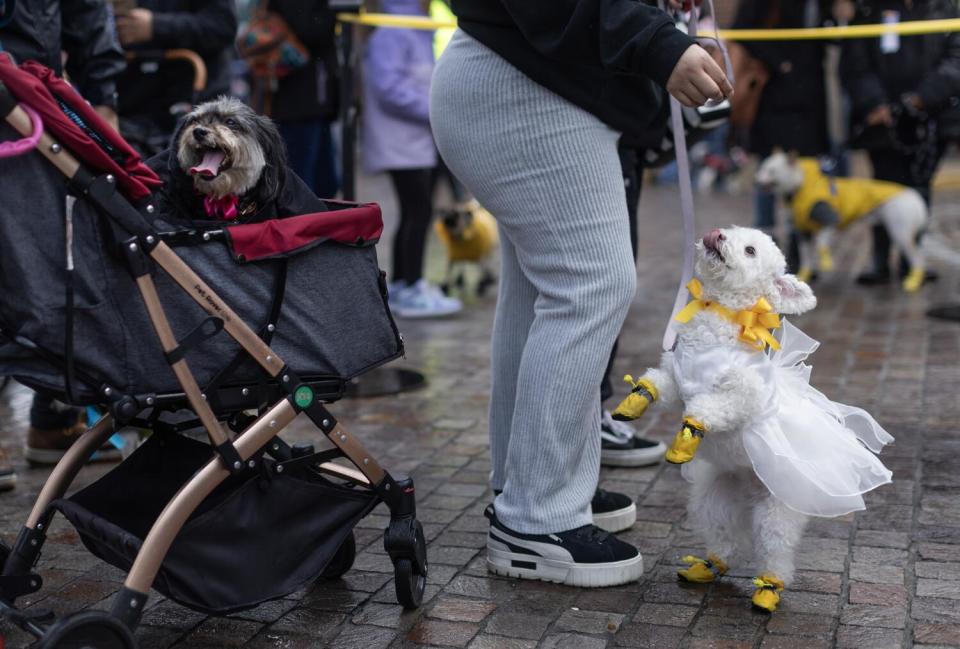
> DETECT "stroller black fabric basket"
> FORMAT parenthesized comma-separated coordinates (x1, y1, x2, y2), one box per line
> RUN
(53, 432, 378, 615)
(0, 140, 403, 402)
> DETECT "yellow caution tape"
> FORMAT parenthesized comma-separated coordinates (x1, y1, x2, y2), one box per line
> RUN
(337, 12, 960, 41)
(717, 18, 960, 41)
(337, 12, 454, 30)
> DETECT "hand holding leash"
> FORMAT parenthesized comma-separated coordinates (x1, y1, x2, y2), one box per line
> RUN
(667, 44, 733, 107)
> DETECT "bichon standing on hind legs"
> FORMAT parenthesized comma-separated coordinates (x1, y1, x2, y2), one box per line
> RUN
(614, 226, 893, 612)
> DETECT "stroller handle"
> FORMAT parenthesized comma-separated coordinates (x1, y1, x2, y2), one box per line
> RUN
(1, 81, 81, 178)
(125, 49, 208, 94)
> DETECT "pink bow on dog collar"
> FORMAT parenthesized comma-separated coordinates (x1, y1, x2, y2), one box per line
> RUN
(203, 194, 240, 220)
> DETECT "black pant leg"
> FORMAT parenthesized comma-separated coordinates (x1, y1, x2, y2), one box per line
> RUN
(600, 146, 642, 404)
(389, 168, 435, 285)
(868, 146, 941, 273)
(867, 149, 913, 273)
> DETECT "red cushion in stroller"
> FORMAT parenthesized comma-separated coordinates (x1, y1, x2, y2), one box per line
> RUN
(0, 53, 161, 201)
(224, 202, 385, 262)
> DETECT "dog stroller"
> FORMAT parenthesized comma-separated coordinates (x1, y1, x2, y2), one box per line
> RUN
(0, 55, 427, 647)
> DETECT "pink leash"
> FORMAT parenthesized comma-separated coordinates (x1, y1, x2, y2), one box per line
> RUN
(0, 103, 44, 159)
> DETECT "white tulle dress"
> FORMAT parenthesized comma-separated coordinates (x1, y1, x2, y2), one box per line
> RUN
(675, 319, 894, 518)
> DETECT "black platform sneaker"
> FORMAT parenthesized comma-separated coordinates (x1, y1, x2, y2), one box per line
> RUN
(601, 411, 666, 467)
(484, 506, 643, 587)
(493, 488, 636, 532)
(591, 488, 637, 533)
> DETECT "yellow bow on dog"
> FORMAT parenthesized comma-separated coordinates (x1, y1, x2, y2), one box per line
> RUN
(675, 279, 781, 351)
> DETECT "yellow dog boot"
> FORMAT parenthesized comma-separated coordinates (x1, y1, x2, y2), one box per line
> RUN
(677, 553, 728, 583)
(612, 375, 658, 421)
(903, 266, 925, 292)
(751, 574, 785, 612)
(818, 245, 834, 272)
(665, 416, 706, 464)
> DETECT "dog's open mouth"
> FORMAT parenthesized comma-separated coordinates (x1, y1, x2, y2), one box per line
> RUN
(189, 148, 231, 179)
(703, 235, 725, 262)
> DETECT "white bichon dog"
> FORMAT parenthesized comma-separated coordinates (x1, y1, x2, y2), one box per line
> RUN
(614, 226, 893, 612)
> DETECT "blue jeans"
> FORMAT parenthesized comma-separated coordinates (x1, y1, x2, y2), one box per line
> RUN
(754, 189, 777, 231)
(277, 119, 339, 198)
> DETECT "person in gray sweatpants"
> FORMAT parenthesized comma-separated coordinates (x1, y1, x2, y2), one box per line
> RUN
(445, 54, 637, 535)
(430, 0, 732, 588)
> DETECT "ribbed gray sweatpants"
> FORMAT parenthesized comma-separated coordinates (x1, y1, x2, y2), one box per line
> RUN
(430, 31, 637, 534)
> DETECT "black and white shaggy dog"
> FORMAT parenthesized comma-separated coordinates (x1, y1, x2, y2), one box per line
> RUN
(148, 97, 324, 223)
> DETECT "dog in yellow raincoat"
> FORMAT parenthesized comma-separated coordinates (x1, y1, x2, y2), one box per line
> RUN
(755, 151, 929, 291)
(434, 200, 498, 296)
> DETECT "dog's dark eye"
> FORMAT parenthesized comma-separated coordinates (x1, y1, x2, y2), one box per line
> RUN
(745, 246, 756, 257)
(224, 118, 238, 129)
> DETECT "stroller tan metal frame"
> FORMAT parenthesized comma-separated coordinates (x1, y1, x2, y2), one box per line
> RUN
(0, 96, 426, 643)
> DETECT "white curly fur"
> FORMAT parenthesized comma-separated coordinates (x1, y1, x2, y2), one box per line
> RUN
(642, 226, 817, 585)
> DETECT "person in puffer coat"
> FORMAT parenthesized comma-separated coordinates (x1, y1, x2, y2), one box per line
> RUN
(841, 0, 960, 285)
(362, 0, 461, 319)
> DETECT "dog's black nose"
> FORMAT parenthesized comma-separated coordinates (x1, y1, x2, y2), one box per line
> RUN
(193, 127, 210, 142)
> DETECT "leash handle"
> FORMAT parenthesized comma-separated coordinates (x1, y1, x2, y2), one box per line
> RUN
(0, 102, 43, 159)
(659, 0, 698, 351)
(658, 0, 731, 352)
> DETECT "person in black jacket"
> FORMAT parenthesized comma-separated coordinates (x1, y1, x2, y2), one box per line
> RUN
(733, 0, 832, 269)
(114, 0, 237, 100)
(841, 0, 960, 285)
(0, 0, 124, 127)
(0, 0, 125, 489)
(268, 0, 340, 198)
(431, 0, 731, 587)
(113, 0, 238, 157)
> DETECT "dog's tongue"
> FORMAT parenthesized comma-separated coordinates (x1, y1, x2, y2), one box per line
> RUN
(189, 150, 225, 178)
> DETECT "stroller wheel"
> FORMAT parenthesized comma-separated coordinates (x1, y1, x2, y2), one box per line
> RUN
(37, 611, 137, 649)
(394, 558, 427, 609)
(321, 532, 356, 580)
(393, 520, 427, 609)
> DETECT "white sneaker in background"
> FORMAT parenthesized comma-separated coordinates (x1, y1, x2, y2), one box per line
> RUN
(391, 279, 462, 319)
(387, 280, 407, 312)
(600, 410, 666, 467)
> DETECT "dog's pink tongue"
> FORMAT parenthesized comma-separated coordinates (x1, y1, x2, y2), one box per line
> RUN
(189, 150, 225, 178)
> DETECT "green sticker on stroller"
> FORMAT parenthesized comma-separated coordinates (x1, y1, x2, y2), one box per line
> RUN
(294, 385, 314, 408)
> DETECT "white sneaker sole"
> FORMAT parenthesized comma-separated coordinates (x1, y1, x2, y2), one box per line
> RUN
(24, 446, 122, 466)
(486, 540, 643, 587)
(392, 304, 462, 319)
(0, 472, 16, 491)
(600, 442, 666, 467)
(593, 503, 637, 533)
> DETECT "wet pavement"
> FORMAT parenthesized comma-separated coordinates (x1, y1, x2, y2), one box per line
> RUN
(2, 172, 960, 648)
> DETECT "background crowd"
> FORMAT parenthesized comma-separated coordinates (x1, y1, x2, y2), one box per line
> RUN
(0, 0, 958, 540)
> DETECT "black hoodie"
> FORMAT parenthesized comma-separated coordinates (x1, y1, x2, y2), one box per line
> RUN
(0, 0, 124, 108)
(450, 0, 694, 144)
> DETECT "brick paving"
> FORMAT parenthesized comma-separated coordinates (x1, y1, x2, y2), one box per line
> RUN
(2, 173, 960, 648)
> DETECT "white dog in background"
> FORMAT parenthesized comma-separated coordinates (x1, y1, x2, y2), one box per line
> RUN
(755, 151, 929, 291)
(613, 226, 893, 612)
